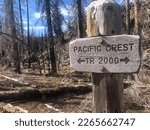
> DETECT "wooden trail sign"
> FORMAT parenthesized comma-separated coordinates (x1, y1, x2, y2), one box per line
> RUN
(70, 35, 141, 73)
(69, 0, 141, 113)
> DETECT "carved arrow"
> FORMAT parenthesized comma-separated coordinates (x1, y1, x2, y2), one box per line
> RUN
(77, 58, 85, 64)
(120, 57, 130, 64)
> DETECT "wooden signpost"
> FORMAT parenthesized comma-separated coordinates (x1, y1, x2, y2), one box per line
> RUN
(69, 0, 141, 113)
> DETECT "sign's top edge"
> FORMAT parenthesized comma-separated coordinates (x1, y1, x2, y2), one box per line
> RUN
(70, 34, 140, 44)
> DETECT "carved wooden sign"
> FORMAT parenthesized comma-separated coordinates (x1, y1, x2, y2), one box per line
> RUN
(69, 35, 141, 73)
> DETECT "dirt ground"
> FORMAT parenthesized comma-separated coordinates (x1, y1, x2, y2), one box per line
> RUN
(0, 67, 92, 113)
(0, 66, 150, 113)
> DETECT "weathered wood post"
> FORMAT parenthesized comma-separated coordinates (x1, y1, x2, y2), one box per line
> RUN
(86, 0, 107, 112)
(87, 0, 123, 112)
(69, 0, 141, 113)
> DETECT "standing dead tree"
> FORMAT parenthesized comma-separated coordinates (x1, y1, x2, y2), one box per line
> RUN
(68, 0, 87, 39)
(26, 0, 31, 69)
(4, 0, 21, 73)
(76, 0, 84, 38)
(45, 0, 57, 74)
(18, 0, 24, 37)
(52, 0, 64, 70)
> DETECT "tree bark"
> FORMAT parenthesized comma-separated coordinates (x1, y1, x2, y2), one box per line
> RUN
(45, 0, 57, 74)
(0, 86, 92, 102)
(18, 0, 24, 36)
(4, 0, 21, 73)
(53, 0, 64, 70)
(76, 0, 84, 38)
(27, 0, 31, 68)
(87, 0, 124, 113)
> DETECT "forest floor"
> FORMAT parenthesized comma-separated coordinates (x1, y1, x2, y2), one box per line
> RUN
(0, 66, 92, 113)
(0, 65, 150, 113)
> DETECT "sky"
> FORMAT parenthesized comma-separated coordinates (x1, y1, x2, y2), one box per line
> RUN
(22, 0, 46, 35)
(21, 0, 123, 36)
(22, 0, 72, 36)
(0, 0, 124, 36)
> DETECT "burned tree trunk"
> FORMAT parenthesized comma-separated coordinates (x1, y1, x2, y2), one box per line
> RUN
(0, 86, 92, 102)
(53, 0, 64, 71)
(45, 0, 57, 74)
(76, 0, 84, 38)
(4, 0, 21, 73)
(18, 0, 24, 37)
(27, 0, 31, 68)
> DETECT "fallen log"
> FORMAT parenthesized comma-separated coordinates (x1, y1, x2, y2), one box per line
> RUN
(0, 85, 92, 102)
(0, 74, 29, 86)
(45, 104, 63, 113)
(0, 86, 16, 91)
(0, 103, 28, 113)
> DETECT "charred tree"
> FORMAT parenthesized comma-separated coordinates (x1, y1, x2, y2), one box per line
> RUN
(76, 0, 84, 38)
(27, 0, 31, 68)
(45, 0, 57, 74)
(18, 0, 24, 37)
(4, 0, 21, 73)
(69, 0, 86, 39)
(52, 0, 64, 70)
(53, 0, 64, 42)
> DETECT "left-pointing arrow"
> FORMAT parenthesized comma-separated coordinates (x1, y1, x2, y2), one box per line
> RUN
(77, 58, 85, 64)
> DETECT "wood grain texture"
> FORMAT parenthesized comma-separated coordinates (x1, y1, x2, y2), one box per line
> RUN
(86, 0, 124, 113)
(86, 1, 99, 37)
(106, 74, 124, 112)
(92, 73, 107, 112)
(69, 35, 140, 73)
